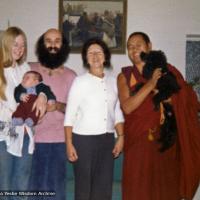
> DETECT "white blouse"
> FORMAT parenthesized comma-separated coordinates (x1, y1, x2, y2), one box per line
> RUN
(64, 72, 124, 135)
(0, 62, 30, 122)
(0, 62, 34, 157)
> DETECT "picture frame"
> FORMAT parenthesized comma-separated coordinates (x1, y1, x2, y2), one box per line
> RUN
(59, 0, 127, 54)
(186, 34, 200, 101)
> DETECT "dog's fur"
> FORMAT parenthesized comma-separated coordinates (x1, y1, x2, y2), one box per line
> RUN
(133, 50, 181, 152)
(158, 103, 177, 152)
(141, 50, 180, 109)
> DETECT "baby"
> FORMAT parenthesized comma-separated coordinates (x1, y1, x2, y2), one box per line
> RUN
(11, 70, 56, 129)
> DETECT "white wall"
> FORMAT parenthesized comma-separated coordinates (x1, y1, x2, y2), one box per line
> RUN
(0, 0, 59, 65)
(1, 0, 200, 77)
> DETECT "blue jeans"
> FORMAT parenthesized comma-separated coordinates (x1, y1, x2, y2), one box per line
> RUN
(28, 143, 67, 200)
(0, 134, 32, 200)
(0, 141, 12, 200)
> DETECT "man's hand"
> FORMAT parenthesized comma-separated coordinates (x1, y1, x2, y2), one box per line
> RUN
(32, 93, 47, 118)
(148, 68, 162, 90)
(56, 102, 66, 113)
(46, 101, 66, 113)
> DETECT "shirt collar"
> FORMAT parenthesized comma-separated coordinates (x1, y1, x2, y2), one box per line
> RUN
(86, 72, 106, 81)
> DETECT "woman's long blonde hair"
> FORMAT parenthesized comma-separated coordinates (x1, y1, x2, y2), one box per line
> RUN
(1, 26, 27, 68)
(0, 27, 27, 100)
(0, 49, 6, 100)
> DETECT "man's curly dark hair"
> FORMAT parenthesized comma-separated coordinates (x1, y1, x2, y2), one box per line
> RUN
(36, 34, 70, 69)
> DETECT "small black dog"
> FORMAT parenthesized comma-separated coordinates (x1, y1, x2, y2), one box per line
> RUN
(158, 103, 177, 152)
(141, 50, 180, 110)
(133, 50, 181, 152)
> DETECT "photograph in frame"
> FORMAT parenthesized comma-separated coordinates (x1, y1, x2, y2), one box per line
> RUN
(59, 0, 127, 54)
(186, 34, 200, 101)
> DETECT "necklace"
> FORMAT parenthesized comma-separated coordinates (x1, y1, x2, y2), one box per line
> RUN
(48, 70, 52, 76)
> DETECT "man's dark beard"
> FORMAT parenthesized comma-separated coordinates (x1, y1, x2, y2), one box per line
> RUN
(36, 37, 70, 69)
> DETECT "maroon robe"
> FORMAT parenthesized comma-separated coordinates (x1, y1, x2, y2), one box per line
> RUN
(121, 65, 200, 200)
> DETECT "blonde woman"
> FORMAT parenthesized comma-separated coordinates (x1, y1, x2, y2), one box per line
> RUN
(0, 27, 46, 199)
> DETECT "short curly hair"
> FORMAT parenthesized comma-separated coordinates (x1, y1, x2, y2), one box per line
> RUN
(81, 38, 111, 69)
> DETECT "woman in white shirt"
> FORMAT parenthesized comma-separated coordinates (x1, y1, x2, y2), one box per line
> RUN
(64, 38, 124, 200)
(0, 27, 46, 199)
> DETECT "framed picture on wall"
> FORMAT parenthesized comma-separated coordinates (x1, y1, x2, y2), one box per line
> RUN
(59, 0, 127, 54)
(186, 34, 200, 101)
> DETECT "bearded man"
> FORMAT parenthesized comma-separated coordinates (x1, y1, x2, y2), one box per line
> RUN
(28, 29, 76, 200)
